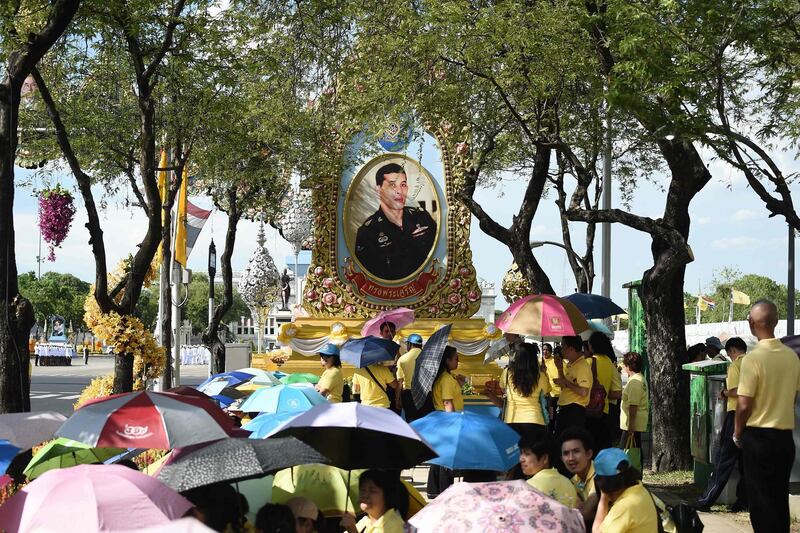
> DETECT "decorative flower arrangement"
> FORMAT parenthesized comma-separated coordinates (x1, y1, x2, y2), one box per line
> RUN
(38, 184, 77, 261)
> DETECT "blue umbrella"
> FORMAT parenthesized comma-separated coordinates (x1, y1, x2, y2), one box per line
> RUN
(340, 336, 400, 368)
(0, 440, 20, 473)
(411, 411, 520, 471)
(197, 371, 254, 393)
(564, 293, 625, 320)
(239, 384, 327, 414)
(244, 411, 305, 439)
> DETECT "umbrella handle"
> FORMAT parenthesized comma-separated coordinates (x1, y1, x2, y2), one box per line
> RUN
(345, 469, 351, 514)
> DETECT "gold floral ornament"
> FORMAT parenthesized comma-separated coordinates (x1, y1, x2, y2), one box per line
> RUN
(277, 323, 298, 345)
(501, 262, 533, 303)
(482, 322, 503, 340)
(328, 322, 349, 345)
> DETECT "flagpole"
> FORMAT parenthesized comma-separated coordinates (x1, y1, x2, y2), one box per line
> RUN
(696, 279, 702, 326)
(728, 289, 734, 323)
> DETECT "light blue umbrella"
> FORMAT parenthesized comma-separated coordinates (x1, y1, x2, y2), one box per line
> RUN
(197, 371, 254, 394)
(410, 411, 520, 471)
(0, 440, 20, 473)
(239, 384, 326, 414)
(244, 411, 306, 439)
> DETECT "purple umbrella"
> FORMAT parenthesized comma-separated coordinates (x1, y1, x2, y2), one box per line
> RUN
(269, 402, 436, 470)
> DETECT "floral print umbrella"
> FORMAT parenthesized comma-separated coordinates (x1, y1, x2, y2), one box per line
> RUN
(408, 480, 584, 533)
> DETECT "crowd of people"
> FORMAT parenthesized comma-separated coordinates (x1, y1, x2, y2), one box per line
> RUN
(216, 299, 797, 533)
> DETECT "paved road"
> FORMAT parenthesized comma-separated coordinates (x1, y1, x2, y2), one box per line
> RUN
(30, 356, 209, 415)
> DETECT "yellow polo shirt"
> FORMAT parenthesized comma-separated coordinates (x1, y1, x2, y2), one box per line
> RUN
(600, 483, 658, 533)
(354, 364, 395, 408)
(528, 468, 578, 508)
(593, 355, 620, 414)
(433, 372, 464, 412)
(558, 356, 592, 407)
(356, 508, 405, 533)
(726, 356, 744, 412)
(543, 357, 562, 396)
(501, 368, 551, 425)
(571, 462, 596, 501)
(317, 367, 343, 403)
(738, 338, 800, 429)
(620, 372, 649, 432)
(396, 347, 421, 390)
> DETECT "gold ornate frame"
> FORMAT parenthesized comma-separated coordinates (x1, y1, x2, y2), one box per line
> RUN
(302, 126, 481, 319)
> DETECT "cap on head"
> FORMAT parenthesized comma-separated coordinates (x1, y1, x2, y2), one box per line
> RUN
(594, 448, 631, 477)
(705, 336, 723, 351)
(286, 496, 318, 520)
(407, 333, 423, 345)
(319, 343, 340, 357)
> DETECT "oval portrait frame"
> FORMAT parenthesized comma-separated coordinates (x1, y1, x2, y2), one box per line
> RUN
(341, 153, 442, 285)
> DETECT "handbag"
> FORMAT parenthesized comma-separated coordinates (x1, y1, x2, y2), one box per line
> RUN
(623, 433, 642, 472)
(586, 357, 607, 418)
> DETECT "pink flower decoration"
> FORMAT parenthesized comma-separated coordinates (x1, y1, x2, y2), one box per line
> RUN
(468, 290, 480, 302)
(455, 142, 468, 155)
(448, 293, 462, 305)
(428, 306, 439, 314)
(344, 304, 355, 314)
(459, 266, 471, 276)
(38, 185, 77, 262)
(450, 278, 462, 289)
(306, 290, 318, 301)
(322, 277, 334, 289)
(323, 292, 337, 305)
(314, 266, 324, 276)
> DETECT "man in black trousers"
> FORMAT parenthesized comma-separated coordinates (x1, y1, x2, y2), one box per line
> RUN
(734, 300, 800, 533)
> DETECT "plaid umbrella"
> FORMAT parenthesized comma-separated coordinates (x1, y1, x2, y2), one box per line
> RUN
(411, 324, 452, 410)
(156, 437, 328, 492)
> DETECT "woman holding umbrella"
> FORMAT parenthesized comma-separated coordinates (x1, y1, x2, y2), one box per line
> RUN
(316, 344, 344, 403)
(340, 469, 410, 533)
(485, 342, 550, 441)
(427, 346, 464, 498)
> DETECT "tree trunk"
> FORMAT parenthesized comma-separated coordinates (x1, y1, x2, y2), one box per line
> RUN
(202, 194, 240, 375)
(112, 353, 134, 393)
(159, 201, 174, 388)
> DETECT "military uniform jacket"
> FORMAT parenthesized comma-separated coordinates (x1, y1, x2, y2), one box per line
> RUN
(355, 206, 436, 280)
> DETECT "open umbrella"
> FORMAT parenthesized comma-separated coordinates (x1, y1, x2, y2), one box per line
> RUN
(23, 437, 124, 480)
(0, 464, 193, 532)
(270, 402, 436, 470)
(272, 464, 361, 515)
(235, 368, 282, 386)
(408, 480, 584, 533)
(156, 436, 328, 492)
(279, 373, 320, 385)
(495, 294, 590, 338)
(564, 293, 625, 320)
(340, 336, 400, 368)
(56, 390, 240, 449)
(128, 517, 215, 533)
(411, 324, 452, 410)
(244, 411, 305, 439)
(196, 371, 254, 393)
(0, 411, 66, 449)
(240, 384, 326, 414)
(410, 411, 520, 471)
(580, 320, 614, 340)
(0, 440, 20, 474)
(360, 307, 416, 337)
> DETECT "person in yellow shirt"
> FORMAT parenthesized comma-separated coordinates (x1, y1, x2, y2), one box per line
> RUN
(519, 432, 578, 508)
(340, 470, 409, 533)
(591, 448, 658, 533)
(696, 337, 747, 511)
(395, 334, 423, 420)
(554, 336, 592, 436)
(542, 343, 561, 432)
(587, 332, 623, 451)
(428, 345, 463, 498)
(486, 342, 550, 441)
(354, 363, 398, 408)
(619, 351, 649, 448)
(561, 427, 598, 527)
(734, 300, 800, 532)
(315, 343, 344, 403)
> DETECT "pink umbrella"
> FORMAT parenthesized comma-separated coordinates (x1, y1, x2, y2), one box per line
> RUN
(0, 464, 193, 532)
(56, 391, 239, 449)
(360, 307, 416, 337)
(495, 294, 590, 339)
(409, 480, 584, 532)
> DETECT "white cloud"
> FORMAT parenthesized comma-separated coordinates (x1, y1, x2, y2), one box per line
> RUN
(696, 217, 712, 225)
(731, 209, 760, 222)
(711, 235, 784, 250)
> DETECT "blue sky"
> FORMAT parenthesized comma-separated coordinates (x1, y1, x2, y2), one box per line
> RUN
(13, 145, 796, 312)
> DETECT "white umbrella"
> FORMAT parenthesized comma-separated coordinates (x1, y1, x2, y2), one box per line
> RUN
(0, 411, 66, 449)
(234, 367, 281, 386)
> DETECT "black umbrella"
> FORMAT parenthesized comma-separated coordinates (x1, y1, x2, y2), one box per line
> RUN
(411, 324, 452, 409)
(156, 437, 329, 492)
(781, 335, 800, 358)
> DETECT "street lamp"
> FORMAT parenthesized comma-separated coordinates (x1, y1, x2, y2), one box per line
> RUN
(530, 240, 591, 293)
(207, 239, 217, 375)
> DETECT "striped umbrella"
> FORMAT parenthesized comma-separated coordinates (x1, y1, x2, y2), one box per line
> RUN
(56, 391, 239, 449)
(495, 294, 590, 339)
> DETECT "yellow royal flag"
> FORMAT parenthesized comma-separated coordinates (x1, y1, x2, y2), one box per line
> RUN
(155, 150, 168, 265)
(698, 296, 708, 312)
(174, 165, 189, 267)
(732, 289, 751, 305)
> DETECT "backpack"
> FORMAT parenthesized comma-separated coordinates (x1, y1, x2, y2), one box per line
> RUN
(586, 357, 607, 418)
(650, 492, 703, 533)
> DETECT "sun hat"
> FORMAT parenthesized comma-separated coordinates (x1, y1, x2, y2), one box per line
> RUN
(318, 344, 340, 357)
(407, 334, 423, 345)
(594, 448, 631, 477)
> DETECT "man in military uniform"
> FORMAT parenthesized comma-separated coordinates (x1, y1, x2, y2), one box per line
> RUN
(355, 163, 437, 280)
